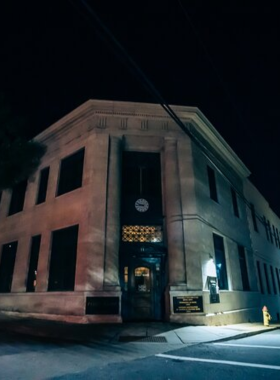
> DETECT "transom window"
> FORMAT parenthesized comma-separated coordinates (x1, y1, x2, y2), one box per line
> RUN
(122, 225, 162, 243)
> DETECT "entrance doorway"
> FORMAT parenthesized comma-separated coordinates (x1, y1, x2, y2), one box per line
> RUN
(121, 256, 165, 321)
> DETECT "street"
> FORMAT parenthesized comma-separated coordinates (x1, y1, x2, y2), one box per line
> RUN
(0, 329, 279, 379)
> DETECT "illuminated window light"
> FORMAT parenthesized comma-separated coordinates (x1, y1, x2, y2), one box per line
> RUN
(122, 225, 163, 243)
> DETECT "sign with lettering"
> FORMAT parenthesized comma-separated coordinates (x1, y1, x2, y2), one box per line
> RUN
(173, 296, 203, 313)
(86, 297, 119, 315)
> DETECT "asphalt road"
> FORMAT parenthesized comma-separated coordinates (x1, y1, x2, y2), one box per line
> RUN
(0, 330, 279, 379)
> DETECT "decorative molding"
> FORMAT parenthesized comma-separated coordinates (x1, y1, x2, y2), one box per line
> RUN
(119, 118, 128, 130)
(140, 120, 149, 131)
(97, 117, 107, 129)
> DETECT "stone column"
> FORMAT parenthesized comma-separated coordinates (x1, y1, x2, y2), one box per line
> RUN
(11, 236, 31, 292)
(164, 138, 186, 287)
(104, 136, 122, 288)
(35, 230, 51, 291)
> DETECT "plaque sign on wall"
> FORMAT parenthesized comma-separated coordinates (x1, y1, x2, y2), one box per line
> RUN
(173, 296, 204, 313)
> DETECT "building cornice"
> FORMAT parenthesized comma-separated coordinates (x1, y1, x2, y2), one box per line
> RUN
(34, 99, 250, 179)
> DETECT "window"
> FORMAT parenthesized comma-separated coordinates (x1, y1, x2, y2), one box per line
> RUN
(8, 180, 27, 215)
(250, 204, 258, 232)
(263, 263, 271, 294)
(276, 268, 280, 293)
(134, 267, 150, 292)
(36, 167, 49, 204)
(256, 261, 264, 294)
(122, 225, 163, 243)
(270, 265, 277, 294)
(26, 235, 41, 292)
(123, 266, 128, 291)
(231, 188, 239, 217)
(273, 226, 279, 248)
(57, 149, 85, 196)
(238, 245, 250, 290)
(0, 241, 18, 292)
(213, 234, 228, 290)
(276, 229, 280, 248)
(263, 217, 270, 242)
(121, 151, 163, 224)
(207, 166, 218, 202)
(48, 225, 79, 291)
(0, 191, 2, 203)
(267, 220, 274, 244)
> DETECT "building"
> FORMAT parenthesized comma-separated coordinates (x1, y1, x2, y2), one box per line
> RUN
(0, 100, 279, 325)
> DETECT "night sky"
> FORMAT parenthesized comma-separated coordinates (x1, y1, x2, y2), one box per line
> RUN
(1, 2, 279, 214)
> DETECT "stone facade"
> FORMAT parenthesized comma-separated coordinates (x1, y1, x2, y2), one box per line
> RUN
(0, 100, 279, 325)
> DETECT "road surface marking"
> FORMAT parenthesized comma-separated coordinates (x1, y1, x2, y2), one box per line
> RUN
(156, 354, 280, 370)
(214, 343, 280, 350)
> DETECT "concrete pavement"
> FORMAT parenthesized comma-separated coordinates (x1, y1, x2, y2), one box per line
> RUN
(0, 314, 279, 380)
(0, 312, 279, 345)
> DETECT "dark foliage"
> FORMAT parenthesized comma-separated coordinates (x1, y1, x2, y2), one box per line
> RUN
(0, 95, 46, 190)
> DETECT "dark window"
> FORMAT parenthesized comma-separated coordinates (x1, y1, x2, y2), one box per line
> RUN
(0, 241, 18, 292)
(276, 229, 280, 248)
(0, 191, 2, 203)
(238, 245, 250, 291)
(26, 235, 41, 292)
(267, 220, 274, 244)
(263, 217, 270, 242)
(256, 261, 264, 294)
(8, 180, 27, 215)
(273, 226, 279, 248)
(276, 268, 280, 293)
(231, 188, 239, 217)
(48, 225, 79, 291)
(122, 152, 161, 198)
(121, 152, 163, 224)
(251, 204, 258, 232)
(207, 166, 218, 202)
(36, 167, 50, 204)
(57, 149, 85, 196)
(213, 234, 228, 290)
(263, 263, 271, 294)
(270, 265, 277, 294)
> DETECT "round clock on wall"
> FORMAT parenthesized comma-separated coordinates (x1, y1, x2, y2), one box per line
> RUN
(135, 198, 149, 212)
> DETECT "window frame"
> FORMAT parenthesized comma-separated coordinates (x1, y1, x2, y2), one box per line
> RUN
(56, 148, 85, 197)
(8, 180, 28, 216)
(207, 166, 218, 202)
(36, 167, 50, 205)
(0, 241, 18, 293)
(231, 188, 240, 218)
(213, 234, 228, 290)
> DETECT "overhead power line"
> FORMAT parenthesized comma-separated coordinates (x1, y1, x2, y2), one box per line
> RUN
(68, 0, 266, 227)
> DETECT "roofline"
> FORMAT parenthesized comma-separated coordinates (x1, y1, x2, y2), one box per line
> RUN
(34, 99, 251, 178)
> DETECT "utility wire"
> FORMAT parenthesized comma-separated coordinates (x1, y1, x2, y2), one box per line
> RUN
(69, 0, 266, 227)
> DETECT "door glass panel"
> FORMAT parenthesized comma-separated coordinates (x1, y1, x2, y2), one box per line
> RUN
(124, 266, 128, 291)
(135, 267, 150, 292)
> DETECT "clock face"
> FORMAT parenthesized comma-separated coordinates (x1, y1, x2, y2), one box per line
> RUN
(135, 198, 149, 212)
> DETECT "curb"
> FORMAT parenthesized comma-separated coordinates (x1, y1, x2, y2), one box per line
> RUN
(206, 326, 280, 344)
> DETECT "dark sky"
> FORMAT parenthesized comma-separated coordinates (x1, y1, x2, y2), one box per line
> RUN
(1, 1, 280, 214)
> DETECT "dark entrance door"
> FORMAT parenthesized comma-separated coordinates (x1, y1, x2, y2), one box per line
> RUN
(121, 256, 164, 321)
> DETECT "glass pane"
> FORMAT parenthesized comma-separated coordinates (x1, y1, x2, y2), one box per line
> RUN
(124, 266, 128, 291)
(134, 267, 150, 292)
(122, 225, 162, 243)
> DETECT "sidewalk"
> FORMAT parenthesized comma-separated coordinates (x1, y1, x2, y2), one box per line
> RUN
(0, 313, 279, 345)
